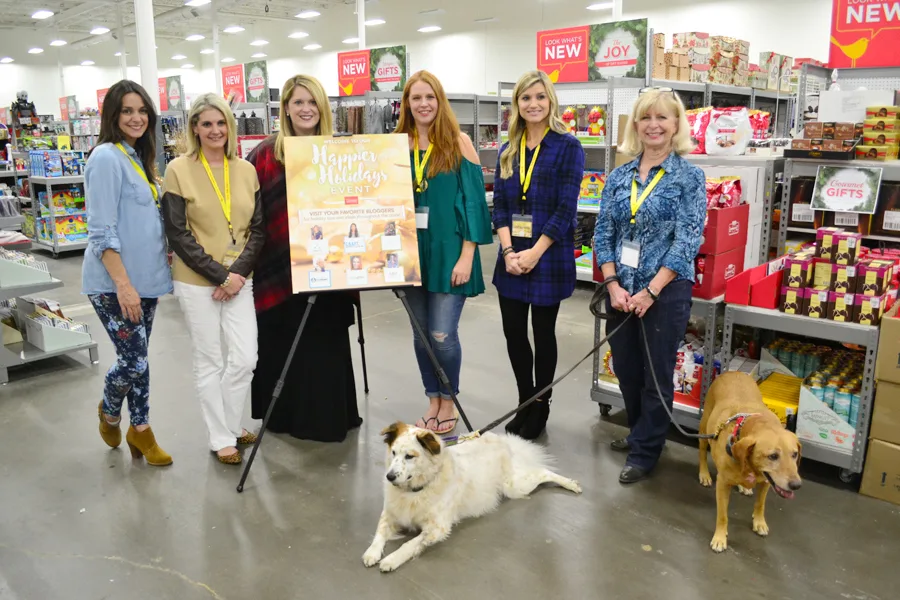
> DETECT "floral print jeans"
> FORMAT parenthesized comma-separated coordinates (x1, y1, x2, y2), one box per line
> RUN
(88, 293, 158, 427)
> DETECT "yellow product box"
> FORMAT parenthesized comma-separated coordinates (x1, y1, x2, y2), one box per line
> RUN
(856, 144, 899, 161)
(761, 395, 799, 425)
(866, 106, 900, 120)
(863, 118, 900, 134)
(863, 131, 900, 147)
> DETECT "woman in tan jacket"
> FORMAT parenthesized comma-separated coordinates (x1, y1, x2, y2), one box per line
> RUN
(162, 93, 265, 464)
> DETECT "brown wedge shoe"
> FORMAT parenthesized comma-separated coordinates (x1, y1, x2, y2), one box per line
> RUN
(98, 402, 121, 448)
(125, 426, 173, 466)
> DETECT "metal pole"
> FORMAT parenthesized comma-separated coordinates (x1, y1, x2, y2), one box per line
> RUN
(357, 0, 366, 50)
(57, 53, 65, 99)
(117, 2, 127, 79)
(613, 0, 623, 19)
(213, 0, 222, 95)
(133, 0, 160, 110)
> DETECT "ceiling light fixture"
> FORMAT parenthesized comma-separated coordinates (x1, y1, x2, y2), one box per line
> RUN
(172, 54, 187, 60)
(303, 43, 322, 50)
(114, 51, 123, 56)
(288, 31, 309, 39)
(182, 63, 194, 68)
(184, 0, 211, 6)
(221, 57, 235, 63)
(364, 18, 385, 26)
(250, 39, 269, 46)
(586, 2, 615, 9)
(200, 48, 214, 54)
(223, 25, 244, 33)
(342, 37, 359, 44)
(50, 40, 67, 47)
(185, 34, 205, 41)
(295, 10, 320, 19)
(31, 10, 54, 19)
(90, 26, 110, 35)
(251, 52, 267, 58)
(418, 26, 441, 33)
(0, 57, 14, 64)
(474, 17, 498, 23)
(28, 48, 44, 54)
(81, 60, 95, 66)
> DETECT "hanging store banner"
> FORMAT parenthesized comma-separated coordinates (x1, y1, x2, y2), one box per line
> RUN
(284, 133, 421, 292)
(811, 165, 883, 215)
(337, 45, 407, 96)
(830, 1, 900, 69)
(157, 78, 168, 111)
(96, 88, 109, 113)
(222, 65, 246, 103)
(165, 76, 184, 111)
(59, 97, 69, 121)
(244, 60, 269, 103)
(537, 18, 648, 82)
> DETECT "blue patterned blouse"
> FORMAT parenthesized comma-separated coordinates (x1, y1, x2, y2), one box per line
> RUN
(593, 152, 706, 295)
(491, 130, 585, 306)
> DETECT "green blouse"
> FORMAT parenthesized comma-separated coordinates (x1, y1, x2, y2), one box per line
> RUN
(411, 152, 493, 297)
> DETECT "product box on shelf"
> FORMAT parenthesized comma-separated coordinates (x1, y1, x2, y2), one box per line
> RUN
(860, 439, 900, 506)
(694, 246, 744, 300)
(707, 66, 734, 85)
(673, 32, 710, 48)
(759, 51, 783, 91)
(796, 384, 855, 455)
(780, 286, 806, 315)
(871, 182, 900, 237)
(652, 61, 667, 80)
(749, 71, 768, 90)
(803, 287, 830, 319)
(856, 145, 899, 161)
(864, 119, 899, 134)
(698, 203, 749, 255)
(709, 49, 735, 70)
(683, 46, 710, 66)
(814, 227, 843, 262)
(780, 58, 794, 93)
(863, 131, 900, 146)
(733, 54, 749, 71)
(857, 259, 893, 296)
(804, 121, 836, 139)
(724, 260, 784, 309)
(731, 68, 750, 88)
(867, 106, 900, 120)
(827, 291, 856, 321)
(876, 302, 900, 384)
(653, 33, 666, 49)
(832, 263, 858, 294)
(782, 252, 815, 288)
(690, 63, 711, 84)
(855, 294, 886, 325)
(834, 231, 863, 266)
(871, 381, 900, 445)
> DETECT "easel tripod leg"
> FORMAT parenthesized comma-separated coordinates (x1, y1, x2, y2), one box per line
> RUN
(354, 299, 369, 394)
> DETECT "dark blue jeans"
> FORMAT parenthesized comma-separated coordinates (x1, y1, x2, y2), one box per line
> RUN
(606, 280, 693, 471)
(404, 288, 466, 399)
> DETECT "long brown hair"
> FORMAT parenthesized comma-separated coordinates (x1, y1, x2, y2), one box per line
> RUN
(274, 74, 333, 164)
(395, 70, 461, 176)
(91, 80, 160, 182)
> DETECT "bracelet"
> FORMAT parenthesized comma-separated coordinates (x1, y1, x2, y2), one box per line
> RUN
(603, 275, 619, 285)
(220, 274, 232, 288)
(646, 285, 659, 301)
(501, 246, 514, 257)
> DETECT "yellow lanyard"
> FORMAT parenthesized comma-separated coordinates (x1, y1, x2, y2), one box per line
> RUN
(115, 143, 159, 209)
(519, 127, 550, 203)
(413, 129, 434, 193)
(199, 152, 233, 240)
(630, 168, 665, 224)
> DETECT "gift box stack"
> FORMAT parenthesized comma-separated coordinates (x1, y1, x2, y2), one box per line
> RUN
(858, 106, 900, 162)
(779, 226, 899, 325)
(672, 32, 711, 84)
(693, 177, 749, 299)
(707, 36, 751, 87)
(651, 33, 666, 80)
(789, 120, 862, 153)
(759, 52, 793, 93)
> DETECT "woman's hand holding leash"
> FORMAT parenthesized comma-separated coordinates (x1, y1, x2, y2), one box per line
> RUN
(628, 289, 655, 318)
(608, 281, 633, 313)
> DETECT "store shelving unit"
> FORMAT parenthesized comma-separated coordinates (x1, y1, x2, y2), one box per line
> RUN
(591, 295, 725, 428)
(796, 65, 900, 136)
(28, 175, 88, 258)
(721, 304, 878, 475)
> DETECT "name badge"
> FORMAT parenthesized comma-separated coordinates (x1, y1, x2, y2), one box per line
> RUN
(222, 242, 243, 269)
(511, 214, 533, 238)
(416, 206, 429, 229)
(621, 240, 641, 269)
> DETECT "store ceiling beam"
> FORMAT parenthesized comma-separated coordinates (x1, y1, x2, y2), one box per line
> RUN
(34, 1, 110, 28)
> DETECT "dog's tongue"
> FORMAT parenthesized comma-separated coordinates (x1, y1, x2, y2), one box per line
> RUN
(777, 487, 795, 500)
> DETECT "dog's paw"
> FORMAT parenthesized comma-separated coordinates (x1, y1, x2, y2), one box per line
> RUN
(738, 485, 754, 497)
(710, 534, 728, 553)
(378, 553, 405, 573)
(752, 519, 769, 537)
(567, 479, 583, 494)
(699, 473, 713, 488)
(362, 547, 382, 568)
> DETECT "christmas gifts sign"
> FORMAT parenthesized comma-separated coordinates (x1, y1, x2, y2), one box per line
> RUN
(830, 0, 900, 68)
(244, 60, 269, 103)
(284, 134, 421, 292)
(337, 46, 407, 97)
(811, 165, 883, 214)
(537, 18, 648, 83)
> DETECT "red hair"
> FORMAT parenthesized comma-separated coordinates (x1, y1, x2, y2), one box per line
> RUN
(395, 70, 462, 177)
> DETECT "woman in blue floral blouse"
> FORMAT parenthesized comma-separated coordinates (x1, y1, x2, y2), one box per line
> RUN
(594, 87, 706, 484)
(492, 70, 585, 440)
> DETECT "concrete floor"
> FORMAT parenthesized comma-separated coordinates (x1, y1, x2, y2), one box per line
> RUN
(1, 245, 898, 600)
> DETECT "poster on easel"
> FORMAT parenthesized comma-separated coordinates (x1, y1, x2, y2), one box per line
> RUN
(284, 133, 421, 293)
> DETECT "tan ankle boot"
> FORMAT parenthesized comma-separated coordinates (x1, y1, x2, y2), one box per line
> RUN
(98, 402, 121, 448)
(126, 426, 173, 466)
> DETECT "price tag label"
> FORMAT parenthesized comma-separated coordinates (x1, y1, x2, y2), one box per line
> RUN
(792, 203, 814, 223)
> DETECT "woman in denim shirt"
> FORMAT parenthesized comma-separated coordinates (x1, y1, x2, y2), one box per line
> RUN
(594, 88, 706, 484)
(82, 80, 173, 467)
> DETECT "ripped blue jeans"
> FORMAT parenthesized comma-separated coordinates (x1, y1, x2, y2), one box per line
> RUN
(403, 288, 466, 399)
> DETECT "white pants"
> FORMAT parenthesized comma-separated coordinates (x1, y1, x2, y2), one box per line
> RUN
(174, 280, 258, 452)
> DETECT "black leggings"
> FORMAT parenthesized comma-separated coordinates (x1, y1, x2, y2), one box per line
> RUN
(498, 295, 561, 403)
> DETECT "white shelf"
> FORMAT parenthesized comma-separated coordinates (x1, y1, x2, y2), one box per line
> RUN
(576, 265, 594, 282)
(30, 176, 85, 185)
(577, 205, 600, 214)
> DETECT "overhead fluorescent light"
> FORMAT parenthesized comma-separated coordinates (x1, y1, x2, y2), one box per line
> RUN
(365, 19, 385, 26)
(250, 39, 269, 46)
(586, 2, 615, 9)
(223, 26, 244, 33)
(200, 48, 214, 54)
(251, 53, 267, 58)
(185, 0, 211, 6)
(474, 17, 498, 23)
(295, 10, 320, 19)
(419, 9, 444, 15)
(90, 26, 110, 35)
(221, 57, 235, 63)
(81, 60, 95, 66)
(185, 34, 205, 41)
(181, 63, 194, 68)
(303, 44, 322, 51)
(114, 51, 124, 56)
(342, 37, 359, 44)
(31, 10, 54, 19)
(172, 54, 187, 60)
(0, 57, 14, 64)
(50, 40, 67, 47)
(288, 32, 309, 39)
(418, 26, 442, 33)
(28, 48, 44, 54)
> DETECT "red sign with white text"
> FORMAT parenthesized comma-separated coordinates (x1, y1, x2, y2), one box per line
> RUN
(536, 26, 590, 83)
(157, 78, 168, 111)
(59, 97, 69, 121)
(97, 88, 109, 113)
(830, 0, 900, 68)
(222, 65, 245, 103)
(338, 50, 371, 96)
(0, 108, 8, 125)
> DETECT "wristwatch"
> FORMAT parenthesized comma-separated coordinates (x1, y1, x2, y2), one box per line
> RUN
(646, 285, 659, 301)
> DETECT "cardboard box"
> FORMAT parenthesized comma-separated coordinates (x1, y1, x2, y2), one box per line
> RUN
(855, 294, 886, 325)
(666, 64, 680, 81)
(833, 231, 863, 265)
(860, 439, 900, 506)
(804, 287, 830, 319)
(708, 66, 734, 85)
(857, 259, 893, 296)
(823, 140, 844, 152)
(732, 68, 750, 88)
(832, 263, 857, 294)
(780, 286, 806, 315)
(815, 226, 844, 262)
(652, 62, 667, 80)
(791, 139, 811, 151)
(694, 246, 744, 299)
(871, 381, 900, 445)
(759, 51, 783, 90)
(673, 32, 710, 48)
(783, 253, 815, 288)
(690, 63, 711, 83)
(834, 122, 858, 140)
(750, 72, 768, 89)
(876, 302, 900, 384)
(677, 67, 690, 82)
(653, 33, 666, 49)
(828, 291, 856, 321)
(699, 203, 749, 255)
(863, 118, 900, 134)
(804, 121, 836, 139)
(796, 385, 855, 455)
(733, 54, 750, 71)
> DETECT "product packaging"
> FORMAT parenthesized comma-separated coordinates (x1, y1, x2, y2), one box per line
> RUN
(867, 106, 900, 120)
(690, 63, 711, 84)
(815, 226, 844, 262)
(864, 119, 900, 134)
(783, 253, 815, 288)
(856, 145, 899, 161)
(732, 68, 750, 88)
(804, 287, 830, 319)
(834, 122, 859, 140)
(855, 294, 885, 325)
(833, 231, 862, 266)
(832, 264, 858, 294)
(872, 182, 900, 237)
(673, 32, 710, 48)
(759, 52, 783, 91)
(828, 291, 856, 322)
(804, 121, 835, 139)
(708, 66, 735, 85)
(863, 131, 900, 147)
(791, 139, 811, 150)
(856, 259, 893, 296)
(780, 286, 806, 315)
(706, 107, 753, 156)
(687, 107, 712, 154)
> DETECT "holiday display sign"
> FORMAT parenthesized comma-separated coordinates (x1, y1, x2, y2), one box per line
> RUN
(165, 76, 184, 111)
(158, 78, 167, 111)
(244, 60, 269, 103)
(337, 46, 407, 96)
(284, 133, 421, 292)
(96, 88, 109, 113)
(811, 165, 883, 214)
(59, 97, 69, 121)
(537, 18, 648, 82)
(830, 0, 900, 68)
(222, 65, 246, 103)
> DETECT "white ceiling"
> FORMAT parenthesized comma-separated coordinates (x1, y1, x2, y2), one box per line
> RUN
(0, 0, 628, 67)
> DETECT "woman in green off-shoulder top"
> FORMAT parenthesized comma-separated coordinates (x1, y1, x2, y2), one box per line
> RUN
(395, 70, 493, 435)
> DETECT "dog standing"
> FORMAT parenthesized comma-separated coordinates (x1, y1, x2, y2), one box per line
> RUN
(698, 372, 802, 553)
(362, 422, 582, 572)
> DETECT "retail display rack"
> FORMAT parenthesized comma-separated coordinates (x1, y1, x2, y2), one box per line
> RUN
(0, 250, 99, 384)
(27, 176, 87, 258)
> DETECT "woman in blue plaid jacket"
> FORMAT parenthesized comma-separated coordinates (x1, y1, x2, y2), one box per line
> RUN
(491, 70, 586, 440)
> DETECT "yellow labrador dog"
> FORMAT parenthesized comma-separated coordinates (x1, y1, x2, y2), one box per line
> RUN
(698, 372, 803, 553)
(362, 422, 582, 572)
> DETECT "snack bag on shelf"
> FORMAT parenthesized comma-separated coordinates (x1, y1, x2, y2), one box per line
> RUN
(719, 176, 743, 207)
(706, 107, 753, 156)
(706, 177, 722, 209)
(687, 107, 712, 154)
(748, 110, 771, 140)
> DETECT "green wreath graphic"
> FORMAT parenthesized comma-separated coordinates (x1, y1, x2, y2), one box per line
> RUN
(589, 19, 648, 81)
(369, 46, 408, 92)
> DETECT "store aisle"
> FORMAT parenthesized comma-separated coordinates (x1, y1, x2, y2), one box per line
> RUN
(0, 246, 898, 600)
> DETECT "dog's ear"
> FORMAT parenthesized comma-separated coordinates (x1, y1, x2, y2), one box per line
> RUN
(416, 430, 442, 456)
(732, 438, 757, 482)
(381, 422, 405, 446)
(796, 441, 802, 467)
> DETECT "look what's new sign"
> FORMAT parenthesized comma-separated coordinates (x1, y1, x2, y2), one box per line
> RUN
(536, 18, 648, 83)
(337, 46, 407, 96)
(830, 0, 900, 68)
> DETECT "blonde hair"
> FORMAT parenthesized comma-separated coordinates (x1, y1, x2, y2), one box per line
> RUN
(619, 88, 694, 157)
(395, 70, 461, 176)
(499, 70, 568, 180)
(186, 93, 237, 160)
(275, 74, 333, 164)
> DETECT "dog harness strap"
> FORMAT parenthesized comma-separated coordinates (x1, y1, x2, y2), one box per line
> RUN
(724, 413, 759, 459)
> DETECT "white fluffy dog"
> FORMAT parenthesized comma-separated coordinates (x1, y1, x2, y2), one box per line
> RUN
(362, 421, 582, 572)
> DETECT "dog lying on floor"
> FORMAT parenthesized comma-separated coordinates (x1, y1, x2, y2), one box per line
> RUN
(698, 371, 803, 553)
(362, 421, 582, 572)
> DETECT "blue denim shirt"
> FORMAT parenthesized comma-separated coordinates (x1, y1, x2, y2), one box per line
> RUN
(593, 152, 706, 295)
(81, 142, 173, 298)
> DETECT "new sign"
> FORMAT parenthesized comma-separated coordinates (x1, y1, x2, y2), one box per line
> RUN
(337, 46, 407, 96)
(537, 18, 648, 83)
(830, 0, 900, 68)
(222, 65, 245, 103)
